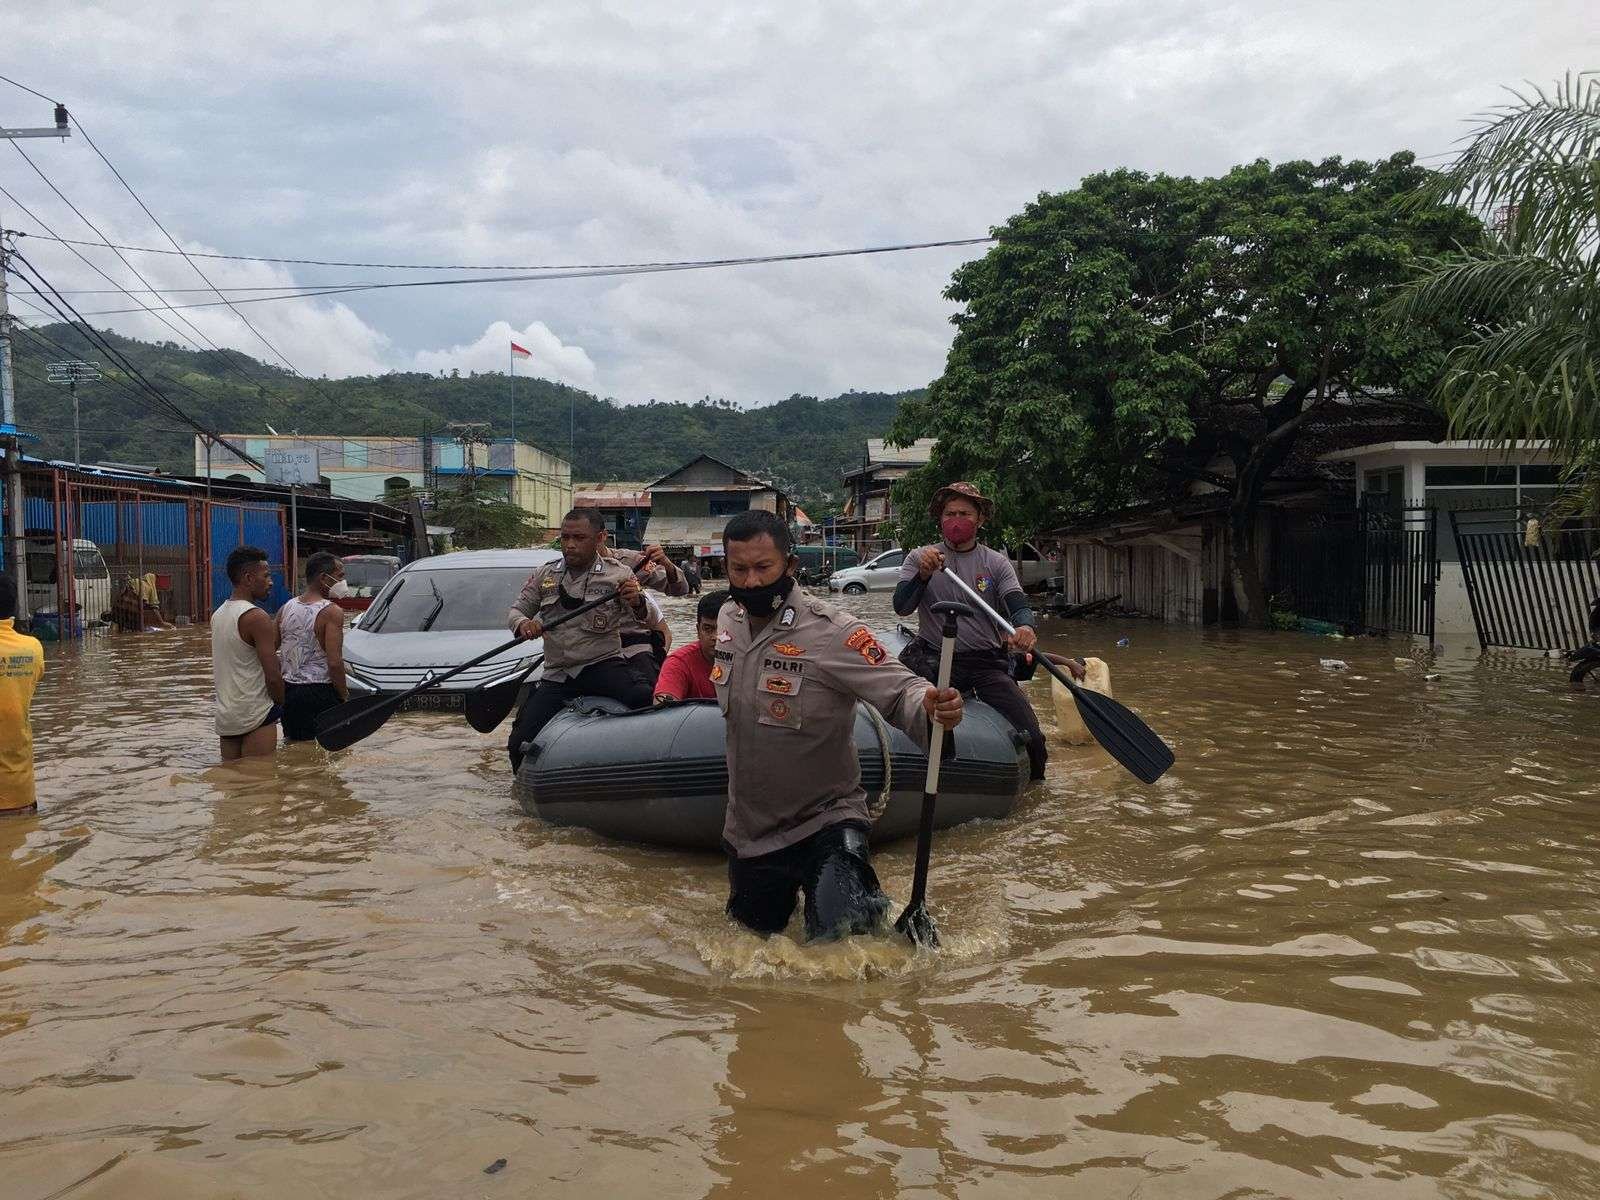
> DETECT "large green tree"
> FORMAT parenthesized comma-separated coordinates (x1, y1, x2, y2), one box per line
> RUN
(891, 154, 1481, 623)
(1389, 73, 1599, 512)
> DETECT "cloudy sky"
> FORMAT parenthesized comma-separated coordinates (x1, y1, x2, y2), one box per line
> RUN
(4, 1, 1592, 406)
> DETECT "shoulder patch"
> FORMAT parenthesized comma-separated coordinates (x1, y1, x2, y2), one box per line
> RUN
(844, 626, 889, 666)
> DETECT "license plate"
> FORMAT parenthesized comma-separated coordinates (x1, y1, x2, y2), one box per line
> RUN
(400, 691, 466, 713)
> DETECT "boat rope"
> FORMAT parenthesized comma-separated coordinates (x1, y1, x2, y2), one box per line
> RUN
(860, 702, 894, 822)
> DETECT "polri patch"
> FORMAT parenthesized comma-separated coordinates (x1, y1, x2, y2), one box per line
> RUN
(845, 626, 889, 666)
(767, 698, 790, 720)
(772, 642, 804, 656)
(762, 674, 794, 695)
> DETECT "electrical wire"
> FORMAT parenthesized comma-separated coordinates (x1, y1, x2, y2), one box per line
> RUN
(56, 239, 997, 316)
(2, 155, 334, 422)
(0, 71, 59, 104)
(15, 230, 999, 273)
(8, 250, 260, 466)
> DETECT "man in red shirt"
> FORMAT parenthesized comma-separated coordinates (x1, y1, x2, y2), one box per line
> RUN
(653, 591, 729, 703)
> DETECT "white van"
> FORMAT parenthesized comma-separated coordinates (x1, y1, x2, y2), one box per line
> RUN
(26, 538, 112, 626)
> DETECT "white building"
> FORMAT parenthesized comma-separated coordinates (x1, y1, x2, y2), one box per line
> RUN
(1321, 439, 1562, 637)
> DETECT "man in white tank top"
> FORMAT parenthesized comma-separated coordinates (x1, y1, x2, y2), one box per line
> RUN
(211, 546, 285, 760)
(277, 551, 350, 742)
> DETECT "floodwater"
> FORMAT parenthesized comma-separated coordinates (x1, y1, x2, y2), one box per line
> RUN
(3, 590, 1598, 1199)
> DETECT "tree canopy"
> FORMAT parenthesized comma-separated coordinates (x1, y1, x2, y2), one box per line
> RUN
(891, 153, 1481, 621)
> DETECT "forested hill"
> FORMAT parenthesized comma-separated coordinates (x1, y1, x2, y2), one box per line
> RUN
(9, 323, 922, 513)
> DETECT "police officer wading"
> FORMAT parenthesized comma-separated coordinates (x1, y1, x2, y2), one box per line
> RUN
(505, 508, 673, 772)
(714, 510, 963, 941)
(894, 481, 1083, 782)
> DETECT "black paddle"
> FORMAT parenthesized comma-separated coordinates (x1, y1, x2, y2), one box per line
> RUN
(895, 599, 969, 948)
(314, 587, 624, 751)
(463, 656, 542, 733)
(940, 567, 1175, 784)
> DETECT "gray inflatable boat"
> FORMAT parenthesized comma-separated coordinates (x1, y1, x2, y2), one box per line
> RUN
(514, 696, 1031, 850)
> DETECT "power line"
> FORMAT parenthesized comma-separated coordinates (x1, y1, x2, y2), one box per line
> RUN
(13, 230, 998, 273)
(0, 71, 59, 105)
(53, 239, 1001, 317)
(7, 249, 259, 465)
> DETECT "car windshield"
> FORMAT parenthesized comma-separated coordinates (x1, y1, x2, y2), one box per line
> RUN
(344, 559, 398, 589)
(363, 567, 532, 633)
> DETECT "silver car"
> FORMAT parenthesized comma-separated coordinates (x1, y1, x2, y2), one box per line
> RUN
(827, 548, 907, 594)
(343, 548, 558, 712)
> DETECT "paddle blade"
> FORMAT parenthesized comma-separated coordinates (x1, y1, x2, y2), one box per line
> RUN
(894, 901, 940, 948)
(1065, 681, 1175, 784)
(463, 680, 522, 733)
(314, 693, 399, 751)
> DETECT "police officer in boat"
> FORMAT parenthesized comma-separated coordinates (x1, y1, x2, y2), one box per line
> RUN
(713, 510, 964, 941)
(894, 481, 1082, 783)
(505, 508, 676, 772)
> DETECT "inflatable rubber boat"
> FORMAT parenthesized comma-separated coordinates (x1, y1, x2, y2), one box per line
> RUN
(514, 696, 1031, 850)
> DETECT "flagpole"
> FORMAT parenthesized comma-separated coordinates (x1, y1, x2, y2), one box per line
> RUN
(508, 342, 515, 445)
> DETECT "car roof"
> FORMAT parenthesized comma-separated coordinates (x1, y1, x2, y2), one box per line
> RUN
(399, 547, 562, 571)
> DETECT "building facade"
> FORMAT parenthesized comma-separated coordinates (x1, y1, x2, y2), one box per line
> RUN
(835, 438, 936, 555)
(195, 434, 572, 537)
(641, 454, 789, 560)
(572, 482, 652, 549)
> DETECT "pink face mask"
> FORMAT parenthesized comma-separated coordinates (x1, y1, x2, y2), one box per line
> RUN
(941, 516, 978, 546)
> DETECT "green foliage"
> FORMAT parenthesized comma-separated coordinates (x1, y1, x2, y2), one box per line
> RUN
(431, 484, 544, 549)
(8, 324, 917, 515)
(1388, 73, 1600, 513)
(892, 154, 1480, 621)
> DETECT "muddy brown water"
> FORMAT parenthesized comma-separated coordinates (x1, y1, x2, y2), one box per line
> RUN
(3, 591, 1598, 1198)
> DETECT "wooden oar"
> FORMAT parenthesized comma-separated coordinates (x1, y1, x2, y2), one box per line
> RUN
(940, 567, 1175, 784)
(894, 599, 969, 948)
(314, 587, 623, 751)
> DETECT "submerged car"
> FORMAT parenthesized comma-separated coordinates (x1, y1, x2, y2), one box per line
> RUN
(343, 548, 558, 711)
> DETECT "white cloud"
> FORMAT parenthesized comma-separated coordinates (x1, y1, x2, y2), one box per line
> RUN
(4, 0, 1590, 409)
(410, 320, 596, 390)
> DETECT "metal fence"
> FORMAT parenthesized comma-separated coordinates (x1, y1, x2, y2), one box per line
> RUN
(1451, 507, 1599, 652)
(17, 469, 288, 638)
(1270, 502, 1437, 640)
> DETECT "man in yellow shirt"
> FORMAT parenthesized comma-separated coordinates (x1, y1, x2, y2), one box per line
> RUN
(0, 571, 45, 816)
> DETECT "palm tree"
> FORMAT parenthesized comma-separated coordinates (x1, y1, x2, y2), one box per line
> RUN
(1391, 72, 1599, 510)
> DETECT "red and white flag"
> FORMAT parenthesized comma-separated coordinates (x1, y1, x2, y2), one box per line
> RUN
(510, 341, 532, 359)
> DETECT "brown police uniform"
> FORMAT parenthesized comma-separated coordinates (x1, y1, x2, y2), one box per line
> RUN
(504, 555, 657, 769)
(605, 548, 688, 686)
(713, 583, 938, 940)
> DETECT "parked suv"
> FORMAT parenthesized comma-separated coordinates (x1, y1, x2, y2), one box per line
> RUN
(343, 548, 557, 712)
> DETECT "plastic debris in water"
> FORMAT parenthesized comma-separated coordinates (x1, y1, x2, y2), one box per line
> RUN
(1424, 673, 1441, 682)
(1321, 659, 1349, 671)
(1116, 637, 1130, 647)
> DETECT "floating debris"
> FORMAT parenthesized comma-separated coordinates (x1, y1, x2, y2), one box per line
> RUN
(1321, 659, 1349, 671)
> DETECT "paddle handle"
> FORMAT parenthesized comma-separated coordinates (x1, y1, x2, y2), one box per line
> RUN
(907, 611, 958, 911)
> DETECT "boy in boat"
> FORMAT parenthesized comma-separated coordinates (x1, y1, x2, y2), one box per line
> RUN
(894, 481, 1082, 782)
(211, 546, 286, 761)
(504, 509, 672, 772)
(714, 511, 963, 941)
(653, 590, 730, 703)
(0, 572, 45, 817)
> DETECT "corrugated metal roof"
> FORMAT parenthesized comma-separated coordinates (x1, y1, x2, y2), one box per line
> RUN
(865, 438, 936, 465)
(641, 516, 729, 545)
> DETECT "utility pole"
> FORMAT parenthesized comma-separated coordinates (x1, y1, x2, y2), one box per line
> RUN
(448, 421, 490, 498)
(2, 98, 70, 624)
(46, 360, 101, 469)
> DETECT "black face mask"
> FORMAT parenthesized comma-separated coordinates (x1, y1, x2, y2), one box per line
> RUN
(730, 574, 793, 617)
